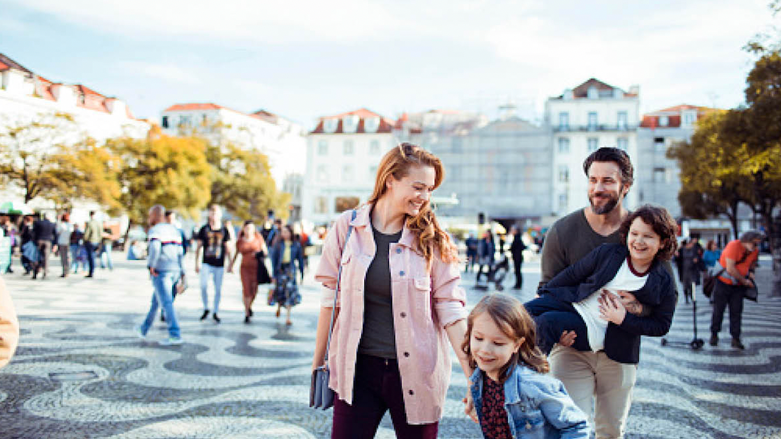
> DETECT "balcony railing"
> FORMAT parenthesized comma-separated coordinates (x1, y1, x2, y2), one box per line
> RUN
(554, 124, 636, 132)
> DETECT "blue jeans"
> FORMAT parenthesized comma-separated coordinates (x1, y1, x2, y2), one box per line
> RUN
(140, 270, 181, 338)
(200, 264, 224, 314)
(99, 246, 113, 269)
(525, 294, 591, 354)
(84, 242, 97, 275)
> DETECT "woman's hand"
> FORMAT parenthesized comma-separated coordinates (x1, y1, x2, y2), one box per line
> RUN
(598, 291, 627, 324)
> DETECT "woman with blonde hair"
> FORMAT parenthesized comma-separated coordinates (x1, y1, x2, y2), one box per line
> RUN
(312, 143, 472, 438)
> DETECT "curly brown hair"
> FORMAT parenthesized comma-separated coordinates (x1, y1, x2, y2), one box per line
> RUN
(367, 143, 457, 265)
(461, 294, 549, 384)
(619, 204, 678, 261)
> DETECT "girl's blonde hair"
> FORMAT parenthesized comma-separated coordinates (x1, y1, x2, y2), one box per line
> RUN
(461, 294, 549, 383)
(367, 143, 457, 265)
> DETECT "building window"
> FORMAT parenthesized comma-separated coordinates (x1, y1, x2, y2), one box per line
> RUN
(178, 115, 192, 128)
(343, 140, 354, 156)
(588, 138, 599, 152)
(654, 137, 665, 152)
(369, 165, 378, 179)
(653, 167, 668, 183)
(558, 193, 568, 212)
(558, 165, 569, 183)
(364, 117, 380, 133)
(161, 116, 169, 128)
(617, 138, 628, 150)
(682, 111, 697, 127)
(588, 112, 598, 130)
(558, 137, 570, 154)
(659, 116, 669, 127)
(317, 165, 329, 183)
(587, 86, 598, 99)
(323, 118, 338, 133)
(342, 164, 354, 182)
(617, 111, 628, 130)
(342, 115, 360, 133)
(335, 196, 360, 213)
(314, 196, 328, 214)
(558, 112, 569, 130)
(370, 140, 381, 154)
(318, 140, 328, 155)
(452, 137, 463, 153)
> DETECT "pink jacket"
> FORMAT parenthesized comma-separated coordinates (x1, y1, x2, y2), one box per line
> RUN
(315, 205, 468, 424)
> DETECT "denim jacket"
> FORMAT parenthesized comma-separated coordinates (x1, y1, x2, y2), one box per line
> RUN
(470, 365, 589, 439)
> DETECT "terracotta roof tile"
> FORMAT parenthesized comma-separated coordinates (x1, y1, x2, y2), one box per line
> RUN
(310, 108, 395, 134)
(164, 103, 224, 112)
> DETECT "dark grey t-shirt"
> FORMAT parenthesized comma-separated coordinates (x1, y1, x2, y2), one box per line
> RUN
(358, 225, 402, 359)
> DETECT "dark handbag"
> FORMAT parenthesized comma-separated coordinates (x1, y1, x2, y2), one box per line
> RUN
(702, 270, 723, 299)
(255, 250, 272, 284)
(310, 210, 356, 410)
(743, 279, 759, 302)
(703, 251, 750, 299)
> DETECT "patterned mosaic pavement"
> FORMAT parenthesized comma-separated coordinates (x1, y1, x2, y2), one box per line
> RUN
(0, 253, 780, 438)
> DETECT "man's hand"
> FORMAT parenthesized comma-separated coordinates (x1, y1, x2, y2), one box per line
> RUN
(558, 330, 577, 347)
(614, 290, 644, 316)
(195, 265, 200, 274)
(599, 292, 627, 324)
(149, 267, 158, 277)
(462, 390, 478, 423)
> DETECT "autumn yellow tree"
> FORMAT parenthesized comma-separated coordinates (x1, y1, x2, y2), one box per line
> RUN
(0, 112, 77, 203)
(108, 128, 212, 233)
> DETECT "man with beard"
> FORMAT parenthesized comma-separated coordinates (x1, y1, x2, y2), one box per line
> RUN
(538, 147, 676, 439)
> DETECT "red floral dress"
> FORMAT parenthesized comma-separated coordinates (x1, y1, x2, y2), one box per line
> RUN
(480, 374, 512, 438)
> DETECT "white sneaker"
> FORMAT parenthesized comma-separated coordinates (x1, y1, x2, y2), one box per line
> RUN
(134, 326, 146, 340)
(159, 337, 183, 346)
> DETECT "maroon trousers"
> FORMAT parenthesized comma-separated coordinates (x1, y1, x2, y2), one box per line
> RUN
(332, 354, 439, 439)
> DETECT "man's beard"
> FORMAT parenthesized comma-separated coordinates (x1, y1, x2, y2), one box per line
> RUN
(589, 191, 620, 215)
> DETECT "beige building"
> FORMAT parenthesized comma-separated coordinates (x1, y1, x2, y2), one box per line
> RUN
(302, 108, 397, 224)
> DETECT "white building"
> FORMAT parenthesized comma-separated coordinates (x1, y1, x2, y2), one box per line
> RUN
(636, 105, 720, 218)
(545, 78, 640, 216)
(0, 53, 149, 222)
(160, 104, 306, 183)
(302, 108, 397, 225)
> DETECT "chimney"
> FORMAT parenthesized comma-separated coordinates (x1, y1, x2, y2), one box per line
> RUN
(2, 69, 31, 95)
(105, 98, 127, 117)
(51, 84, 77, 106)
(628, 85, 640, 96)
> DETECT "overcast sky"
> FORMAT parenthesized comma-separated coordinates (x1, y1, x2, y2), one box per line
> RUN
(2, 0, 778, 127)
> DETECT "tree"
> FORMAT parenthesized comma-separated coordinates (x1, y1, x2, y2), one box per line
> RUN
(667, 112, 747, 238)
(47, 139, 124, 214)
(738, 50, 781, 297)
(0, 112, 78, 204)
(205, 142, 291, 222)
(108, 128, 212, 236)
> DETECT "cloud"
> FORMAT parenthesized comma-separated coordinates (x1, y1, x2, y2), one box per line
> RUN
(7, 0, 402, 43)
(119, 61, 201, 85)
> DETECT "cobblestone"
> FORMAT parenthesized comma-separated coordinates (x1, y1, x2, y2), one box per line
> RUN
(0, 253, 779, 438)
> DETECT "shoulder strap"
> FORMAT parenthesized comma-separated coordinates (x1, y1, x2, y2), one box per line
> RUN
(323, 209, 357, 367)
(715, 246, 752, 278)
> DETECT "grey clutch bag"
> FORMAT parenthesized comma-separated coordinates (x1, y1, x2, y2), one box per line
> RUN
(310, 210, 356, 410)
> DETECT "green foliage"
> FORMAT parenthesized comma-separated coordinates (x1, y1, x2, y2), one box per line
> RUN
(205, 142, 290, 222)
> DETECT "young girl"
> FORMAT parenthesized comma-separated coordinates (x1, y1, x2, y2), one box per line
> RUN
(525, 204, 678, 358)
(463, 294, 589, 438)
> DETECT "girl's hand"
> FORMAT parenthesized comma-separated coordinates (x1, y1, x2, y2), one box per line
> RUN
(598, 291, 627, 324)
(462, 390, 478, 423)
